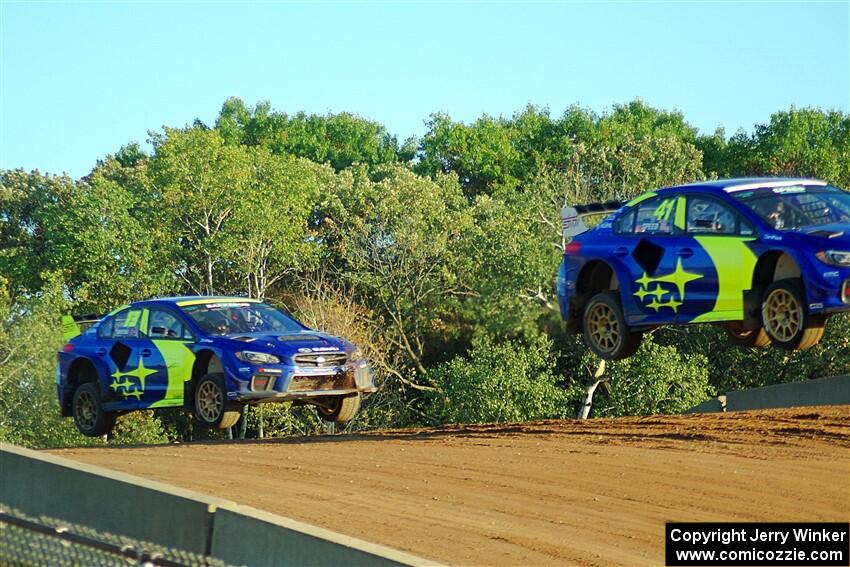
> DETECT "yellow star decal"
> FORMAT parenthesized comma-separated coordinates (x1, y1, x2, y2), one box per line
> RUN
(111, 357, 157, 398)
(633, 258, 703, 313)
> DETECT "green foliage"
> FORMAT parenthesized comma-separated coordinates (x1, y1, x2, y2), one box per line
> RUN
(427, 334, 569, 424)
(582, 334, 711, 417)
(0, 276, 90, 448)
(144, 126, 328, 297)
(215, 97, 404, 170)
(702, 108, 850, 186)
(2, 99, 849, 447)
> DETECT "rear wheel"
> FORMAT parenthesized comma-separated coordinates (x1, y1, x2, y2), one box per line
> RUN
(761, 279, 825, 350)
(72, 382, 116, 437)
(316, 394, 361, 424)
(724, 322, 770, 348)
(582, 291, 643, 360)
(193, 373, 242, 429)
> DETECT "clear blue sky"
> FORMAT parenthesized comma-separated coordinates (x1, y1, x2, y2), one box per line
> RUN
(1, 1, 848, 178)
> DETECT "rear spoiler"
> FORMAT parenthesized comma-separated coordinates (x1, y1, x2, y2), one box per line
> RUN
(561, 200, 624, 240)
(61, 314, 104, 341)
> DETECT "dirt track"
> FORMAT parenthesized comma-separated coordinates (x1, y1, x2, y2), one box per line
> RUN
(56, 407, 850, 566)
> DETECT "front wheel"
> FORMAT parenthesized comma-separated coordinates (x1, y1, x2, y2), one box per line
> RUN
(73, 382, 116, 437)
(316, 394, 361, 424)
(761, 279, 825, 351)
(582, 291, 643, 360)
(193, 373, 242, 429)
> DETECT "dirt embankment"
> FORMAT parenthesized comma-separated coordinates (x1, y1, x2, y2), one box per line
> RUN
(55, 406, 850, 566)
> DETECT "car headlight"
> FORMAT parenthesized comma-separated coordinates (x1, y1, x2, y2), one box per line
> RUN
(235, 351, 280, 364)
(816, 250, 850, 267)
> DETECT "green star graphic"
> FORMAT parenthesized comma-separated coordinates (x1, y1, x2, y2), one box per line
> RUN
(634, 259, 703, 313)
(111, 357, 157, 398)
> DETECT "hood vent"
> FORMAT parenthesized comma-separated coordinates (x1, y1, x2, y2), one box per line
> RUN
(808, 230, 845, 239)
(232, 336, 256, 342)
(278, 334, 321, 342)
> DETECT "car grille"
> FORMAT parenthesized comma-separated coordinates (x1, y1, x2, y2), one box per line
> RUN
(293, 353, 348, 368)
(288, 372, 353, 393)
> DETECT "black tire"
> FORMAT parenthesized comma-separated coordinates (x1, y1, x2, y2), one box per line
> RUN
(582, 291, 643, 360)
(72, 382, 116, 437)
(316, 394, 361, 424)
(761, 278, 825, 351)
(193, 373, 242, 429)
(724, 322, 770, 348)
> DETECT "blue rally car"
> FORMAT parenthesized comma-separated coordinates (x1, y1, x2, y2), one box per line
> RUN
(558, 178, 850, 360)
(57, 297, 376, 436)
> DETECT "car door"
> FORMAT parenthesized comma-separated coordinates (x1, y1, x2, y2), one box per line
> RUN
(97, 306, 159, 410)
(145, 306, 197, 408)
(614, 195, 686, 326)
(677, 193, 759, 324)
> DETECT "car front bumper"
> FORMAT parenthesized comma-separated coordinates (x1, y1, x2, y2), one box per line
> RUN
(227, 361, 377, 403)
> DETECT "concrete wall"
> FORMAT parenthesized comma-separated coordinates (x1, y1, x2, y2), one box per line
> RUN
(0, 443, 439, 566)
(0, 443, 223, 554)
(685, 375, 850, 414)
(725, 374, 850, 412)
(212, 504, 430, 567)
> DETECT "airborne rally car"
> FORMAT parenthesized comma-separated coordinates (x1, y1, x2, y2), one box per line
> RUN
(57, 297, 375, 436)
(558, 178, 850, 360)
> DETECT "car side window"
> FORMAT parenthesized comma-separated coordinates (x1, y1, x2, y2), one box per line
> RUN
(634, 197, 677, 235)
(686, 197, 737, 235)
(148, 308, 194, 340)
(112, 308, 146, 339)
(614, 208, 636, 234)
(97, 315, 115, 338)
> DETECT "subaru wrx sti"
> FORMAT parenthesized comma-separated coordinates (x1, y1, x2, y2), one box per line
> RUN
(558, 179, 850, 359)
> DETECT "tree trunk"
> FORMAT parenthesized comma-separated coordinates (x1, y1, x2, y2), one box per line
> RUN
(577, 359, 607, 420)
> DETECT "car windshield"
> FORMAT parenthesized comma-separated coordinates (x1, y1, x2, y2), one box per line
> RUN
(732, 185, 850, 231)
(181, 302, 304, 336)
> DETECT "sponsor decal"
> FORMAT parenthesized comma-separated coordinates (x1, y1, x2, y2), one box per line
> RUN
(763, 234, 783, 241)
(809, 303, 824, 310)
(824, 271, 840, 278)
(634, 259, 703, 313)
(297, 347, 312, 353)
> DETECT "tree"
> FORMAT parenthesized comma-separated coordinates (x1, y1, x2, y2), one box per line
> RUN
(701, 108, 850, 187)
(580, 334, 711, 417)
(317, 164, 470, 384)
(427, 334, 569, 424)
(144, 127, 327, 297)
(215, 97, 404, 170)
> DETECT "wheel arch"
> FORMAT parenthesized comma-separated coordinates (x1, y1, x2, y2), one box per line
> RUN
(185, 349, 223, 406)
(570, 259, 624, 333)
(63, 357, 98, 416)
(753, 250, 802, 287)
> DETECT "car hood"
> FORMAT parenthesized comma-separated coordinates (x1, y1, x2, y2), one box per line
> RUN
(217, 331, 351, 356)
(789, 224, 850, 249)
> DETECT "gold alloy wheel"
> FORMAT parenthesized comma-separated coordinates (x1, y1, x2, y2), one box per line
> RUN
(74, 389, 97, 430)
(587, 302, 620, 353)
(762, 288, 803, 342)
(196, 380, 223, 422)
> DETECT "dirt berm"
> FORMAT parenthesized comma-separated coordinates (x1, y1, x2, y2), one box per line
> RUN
(56, 406, 850, 566)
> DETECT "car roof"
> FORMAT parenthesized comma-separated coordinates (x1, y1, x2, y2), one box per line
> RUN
(662, 177, 827, 194)
(140, 296, 262, 307)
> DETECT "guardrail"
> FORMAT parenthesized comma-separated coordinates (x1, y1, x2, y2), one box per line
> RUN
(0, 443, 440, 567)
(685, 374, 850, 413)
